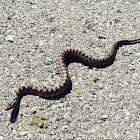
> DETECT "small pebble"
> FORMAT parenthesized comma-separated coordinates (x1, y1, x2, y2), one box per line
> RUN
(0, 136, 4, 140)
(61, 125, 68, 132)
(101, 115, 108, 120)
(19, 111, 23, 116)
(39, 40, 44, 46)
(106, 131, 111, 137)
(19, 131, 28, 136)
(5, 35, 14, 42)
(31, 106, 37, 114)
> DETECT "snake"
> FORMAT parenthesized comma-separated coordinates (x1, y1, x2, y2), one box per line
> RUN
(5, 39, 140, 110)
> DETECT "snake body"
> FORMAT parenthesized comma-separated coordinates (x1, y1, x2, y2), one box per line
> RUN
(5, 39, 140, 110)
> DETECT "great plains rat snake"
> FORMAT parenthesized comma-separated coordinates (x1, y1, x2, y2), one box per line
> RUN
(5, 39, 140, 110)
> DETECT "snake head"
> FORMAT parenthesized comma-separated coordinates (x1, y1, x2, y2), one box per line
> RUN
(5, 100, 16, 110)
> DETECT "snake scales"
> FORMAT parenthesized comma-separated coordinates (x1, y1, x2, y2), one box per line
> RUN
(5, 39, 140, 110)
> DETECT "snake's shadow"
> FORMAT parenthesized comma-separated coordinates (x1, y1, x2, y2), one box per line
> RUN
(9, 40, 140, 123)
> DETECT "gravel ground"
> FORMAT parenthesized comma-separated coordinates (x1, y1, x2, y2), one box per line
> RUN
(0, 0, 140, 139)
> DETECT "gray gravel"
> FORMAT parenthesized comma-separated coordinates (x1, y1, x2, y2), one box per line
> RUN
(0, 0, 140, 139)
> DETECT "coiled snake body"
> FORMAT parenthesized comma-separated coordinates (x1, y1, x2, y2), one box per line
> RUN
(5, 39, 140, 110)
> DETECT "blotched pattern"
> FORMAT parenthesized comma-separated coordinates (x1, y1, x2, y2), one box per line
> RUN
(5, 39, 140, 110)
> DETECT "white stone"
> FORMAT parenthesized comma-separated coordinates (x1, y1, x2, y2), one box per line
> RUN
(75, 137, 83, 140)
(101, 114, 108, 119)
(51, 104, 58, 109)
(32, 5, 37, 9)
(39, 40, 44, 46)
(124, 109, 130, 116)
(31, 106, 37, 113)
(61, 125, 68, 132)
(5, 35, 14, 42)
(19, 131, 28, 136)
(0, 135, 4, 140)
